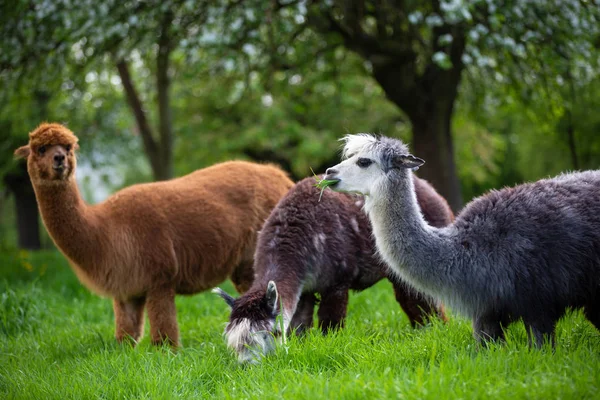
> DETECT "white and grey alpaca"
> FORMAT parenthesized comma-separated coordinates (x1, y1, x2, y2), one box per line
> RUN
(324, 133, 600, 347)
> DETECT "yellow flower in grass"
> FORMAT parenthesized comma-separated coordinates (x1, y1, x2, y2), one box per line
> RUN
(21, 261, 34, 272)
(18, 249, 34, 272)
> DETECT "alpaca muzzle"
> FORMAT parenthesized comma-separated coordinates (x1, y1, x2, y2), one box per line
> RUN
(323, 167, 341, 185)
(53, 154, 66, 171)
(52, 163, 65, 172)
(323, 175, 340, 187)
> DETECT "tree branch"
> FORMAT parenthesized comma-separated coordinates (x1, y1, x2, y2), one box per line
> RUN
(115, 59, 161, 178)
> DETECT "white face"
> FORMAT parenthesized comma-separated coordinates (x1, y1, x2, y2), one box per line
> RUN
(325, 151, 386, 197)
(225, 318, 276, 364)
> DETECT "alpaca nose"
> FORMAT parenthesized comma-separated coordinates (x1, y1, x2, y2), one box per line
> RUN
(325, 167, 338, 177)
(54, 154, 65, 163)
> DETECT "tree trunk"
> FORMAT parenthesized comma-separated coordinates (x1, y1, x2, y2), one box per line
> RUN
(3, 89, 51, 249)
(565, 69, 579, 170)
(372, 61, 465, 212)
(565, 109, 579, 170)
(156, 10, 174, 181)
(3, 164, 41, 250)
(410, 110, 463, 212)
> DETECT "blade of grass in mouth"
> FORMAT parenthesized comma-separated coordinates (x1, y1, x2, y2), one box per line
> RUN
(310, 167, 338, 201)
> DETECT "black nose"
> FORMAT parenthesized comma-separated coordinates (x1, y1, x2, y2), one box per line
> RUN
(325, 167, 337, 176)
(54, 154, 65, 163)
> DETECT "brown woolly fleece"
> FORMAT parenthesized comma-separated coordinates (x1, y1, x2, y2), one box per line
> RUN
(15, 123, 294, 347)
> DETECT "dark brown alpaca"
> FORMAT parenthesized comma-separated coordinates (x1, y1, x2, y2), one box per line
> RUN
(214, 175, 453, 363)
(14, 123, 294, 347)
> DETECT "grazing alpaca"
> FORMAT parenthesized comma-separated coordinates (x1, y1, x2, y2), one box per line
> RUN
(324, 133, 600, 347)
(213, 175, 452, 363)
(14, 123, 294, 347)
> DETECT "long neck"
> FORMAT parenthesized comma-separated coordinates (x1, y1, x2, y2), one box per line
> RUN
(32, 176, 102, 270)
(364, 170, 457, 298)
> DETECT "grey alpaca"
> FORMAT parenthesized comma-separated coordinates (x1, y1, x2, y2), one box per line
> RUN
(214, 175, 452, 363)
(324, 133, 600, 347)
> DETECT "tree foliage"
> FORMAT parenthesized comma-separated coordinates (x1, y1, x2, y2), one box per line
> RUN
(228, 0, 600, 209)
(1, 0, 599, 249)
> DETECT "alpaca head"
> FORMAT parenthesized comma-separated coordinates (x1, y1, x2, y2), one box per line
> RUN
(213, 280, 280, 364)
(14, 123, 79, 182)
(324, 133, 424, 197)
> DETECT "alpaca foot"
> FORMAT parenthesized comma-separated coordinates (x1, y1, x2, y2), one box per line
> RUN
(526, 323, 555, 349)
(146, 287, 179, 348)
(473, 315, 506, 346)
(583, 303, 600, 333)
(113, 296, 146, 345)
(317, 287, 348, 334)
(289, 293, 316, 336)
(391, 279, 442, 327)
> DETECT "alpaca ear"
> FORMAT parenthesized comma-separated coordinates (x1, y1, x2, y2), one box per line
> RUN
(212, 287, 236, 308)
(394, 154, 425, 170)
(14, 145, 31, 159)
(266, 280, 279, 314)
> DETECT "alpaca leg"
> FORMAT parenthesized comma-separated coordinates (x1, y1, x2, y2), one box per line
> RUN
(525, 322, 556, 349)
(275, 279, 305, 335)
(146, 287, 179, 347)
(583, 303, 600, 332)
(390, 278, 445, 327)
(289, 293, 316, 336)
(317, 287, 349, 334)
(472, 315, 505, 345)
(113, 296, 146, 344)
(231, 260, 254, 294)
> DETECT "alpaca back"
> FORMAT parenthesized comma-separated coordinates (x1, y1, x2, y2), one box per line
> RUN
(93, 161, 293, 295)
(451, 170, 600, 317)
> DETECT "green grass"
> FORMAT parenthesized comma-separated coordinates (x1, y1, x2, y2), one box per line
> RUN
(1, 250, 599, 399)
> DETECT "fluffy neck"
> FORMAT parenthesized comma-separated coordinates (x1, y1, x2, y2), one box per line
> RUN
(364, 170, 457, 299)
(32, 175, 102, 270)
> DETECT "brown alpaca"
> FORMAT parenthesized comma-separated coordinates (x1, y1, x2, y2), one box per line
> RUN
(14, 123, 294, 347)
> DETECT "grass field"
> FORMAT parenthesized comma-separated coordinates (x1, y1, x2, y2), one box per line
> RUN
(1, 250, 599, 399)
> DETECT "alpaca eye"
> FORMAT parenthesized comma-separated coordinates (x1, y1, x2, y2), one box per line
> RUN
(65, 145, 71, 152)
(39, 146, 46, 155)
(356, 158, 372, 168)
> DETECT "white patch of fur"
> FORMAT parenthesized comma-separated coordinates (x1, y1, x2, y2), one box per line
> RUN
(340, 133, 377, 159)
(350, 217, 360, 233)
(226, 318, 252, 351)
(312, 233, 327, 253)
(226, 318, 276, 363)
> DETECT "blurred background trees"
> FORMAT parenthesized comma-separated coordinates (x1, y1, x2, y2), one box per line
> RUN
(1, 0, 599, 249)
